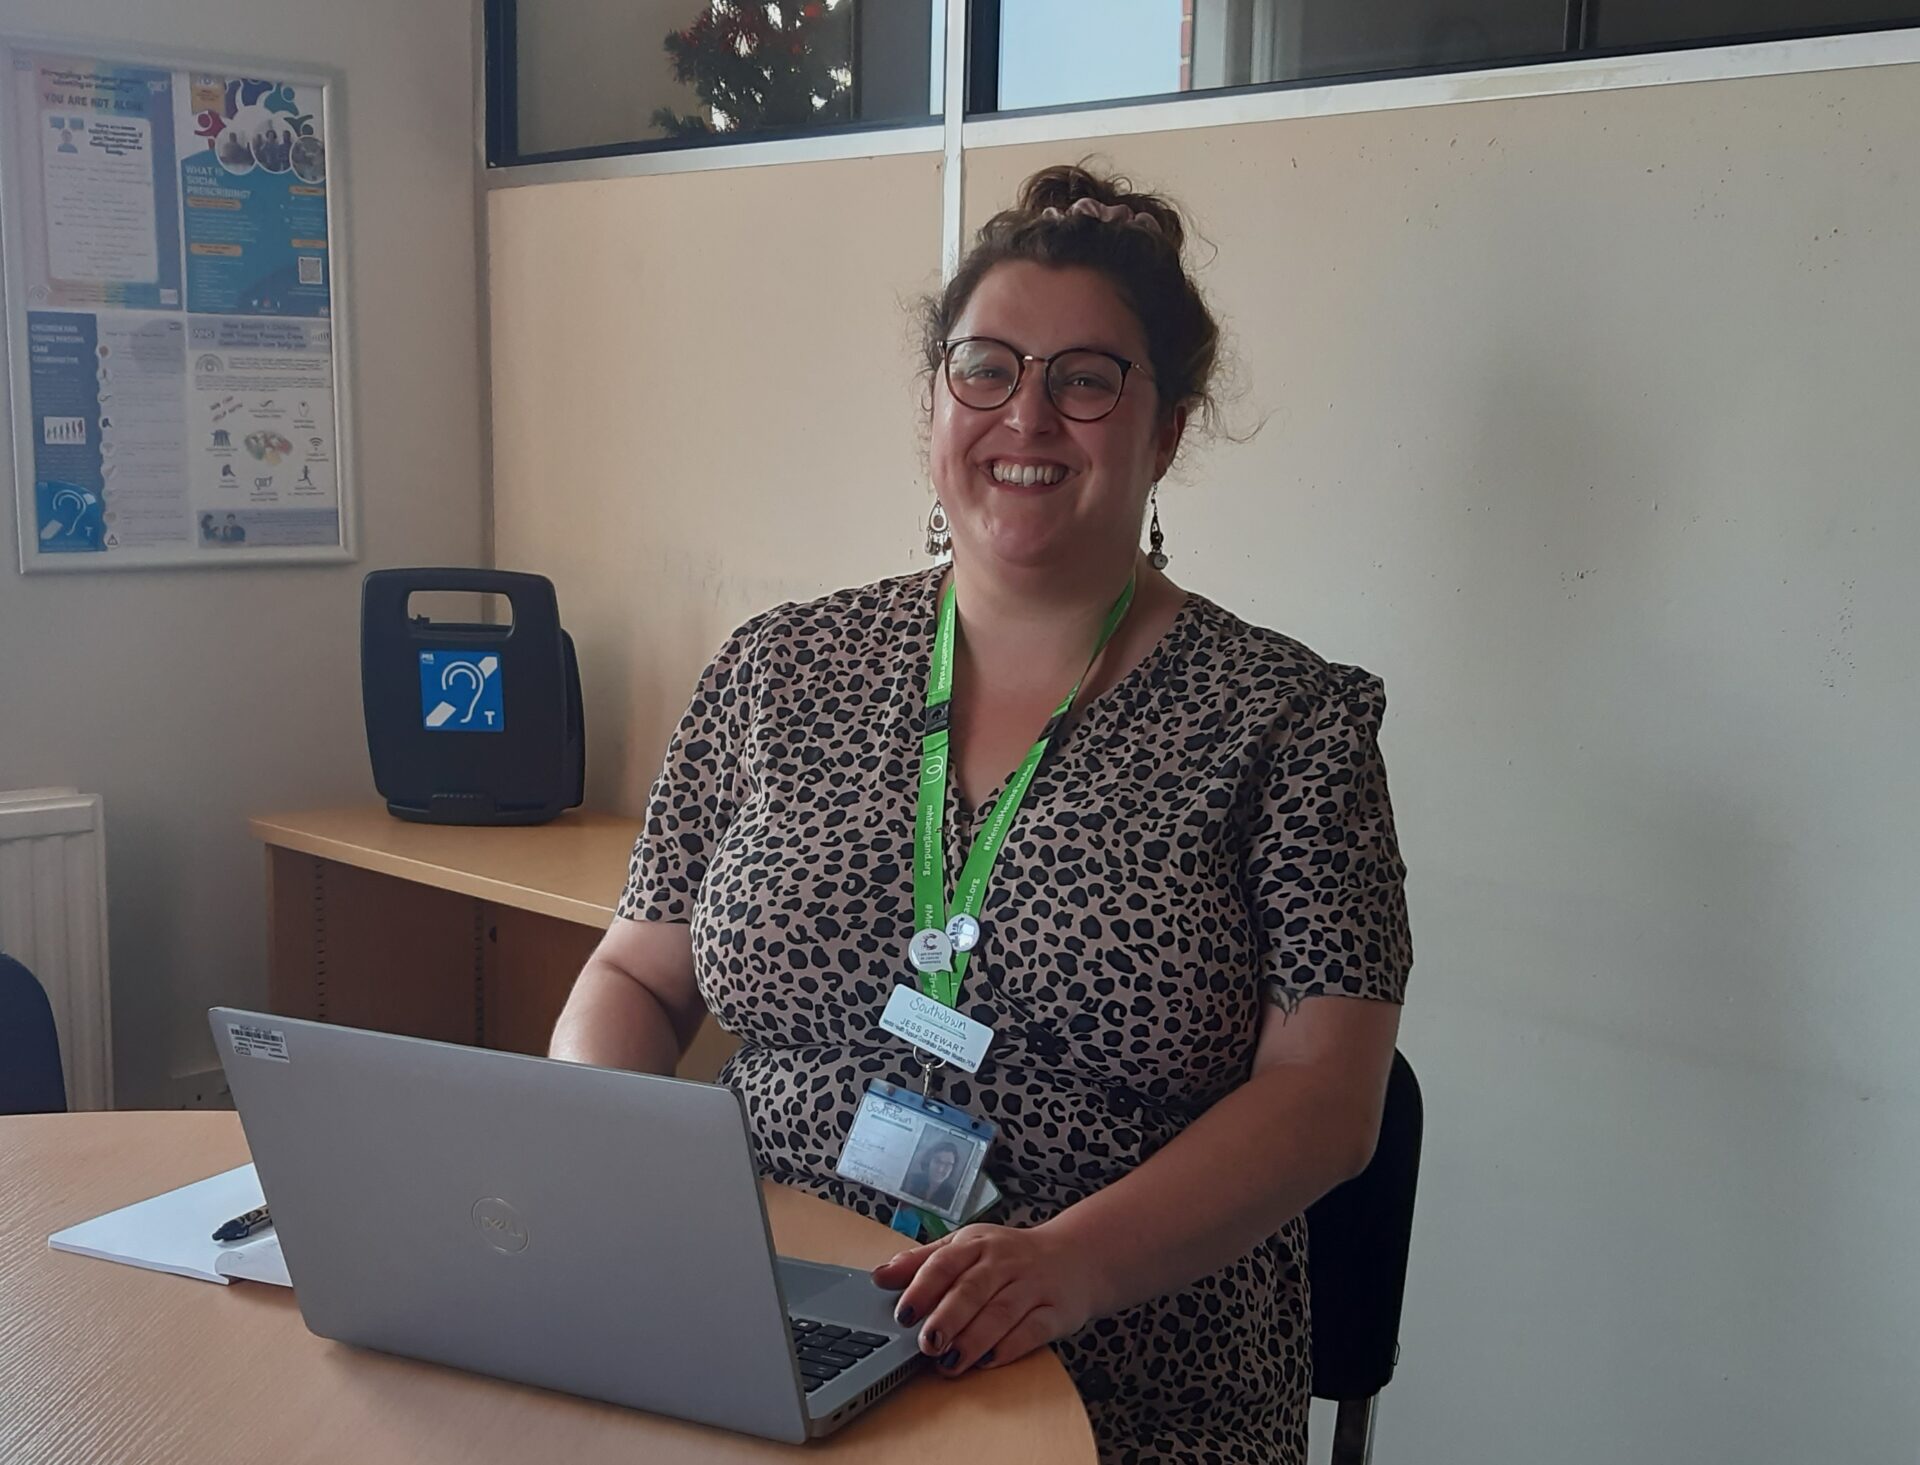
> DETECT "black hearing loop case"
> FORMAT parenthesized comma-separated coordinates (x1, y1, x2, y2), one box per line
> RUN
(361, 568, 584, 825)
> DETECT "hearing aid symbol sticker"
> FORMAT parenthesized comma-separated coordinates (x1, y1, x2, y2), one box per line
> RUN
(419, 651, 505, 732)
(35, 481, 106, 552)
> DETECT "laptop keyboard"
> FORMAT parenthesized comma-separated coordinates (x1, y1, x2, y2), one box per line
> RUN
(789, 1317, 893, 1392)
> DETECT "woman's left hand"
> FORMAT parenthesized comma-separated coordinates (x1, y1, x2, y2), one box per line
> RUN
(869, 1221, 1106, 1375)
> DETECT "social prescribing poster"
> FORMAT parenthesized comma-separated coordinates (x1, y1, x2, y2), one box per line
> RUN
(2, 42, 352, 570)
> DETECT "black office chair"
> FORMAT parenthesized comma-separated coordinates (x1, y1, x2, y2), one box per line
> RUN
(1307, 1049, 1423, 1465)
(0, 953, 68, 1114)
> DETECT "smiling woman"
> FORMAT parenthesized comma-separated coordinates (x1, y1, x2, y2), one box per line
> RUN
(551, 163, 1412, 1465)
(919, 166, 1220, 598)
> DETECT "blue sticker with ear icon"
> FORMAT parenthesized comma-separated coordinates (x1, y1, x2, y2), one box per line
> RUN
(35, 480, 107, 552)
(418, 649, 505, 732)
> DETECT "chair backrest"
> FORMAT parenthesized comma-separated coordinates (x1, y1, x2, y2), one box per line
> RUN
(0, 953, 68, 1114)
(1305, 1048, 1423, 1401)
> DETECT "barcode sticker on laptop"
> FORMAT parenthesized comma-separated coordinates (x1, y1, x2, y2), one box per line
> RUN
(227, 1022, 290, 1062)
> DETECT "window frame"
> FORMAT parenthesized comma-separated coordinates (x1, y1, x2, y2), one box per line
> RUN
(482, 2, 1920, 176)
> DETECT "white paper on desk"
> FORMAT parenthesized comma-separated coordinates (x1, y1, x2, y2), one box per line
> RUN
(47, 1161, 291, 1288)
(213, 1231, 290, 1286)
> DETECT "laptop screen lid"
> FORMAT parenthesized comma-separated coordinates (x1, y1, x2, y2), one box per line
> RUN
(209, 1008, 813, 1443)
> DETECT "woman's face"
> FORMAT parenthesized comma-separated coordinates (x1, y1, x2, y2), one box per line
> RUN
(931, 261, 1183, 576)
(928, 1148, 956, 1185)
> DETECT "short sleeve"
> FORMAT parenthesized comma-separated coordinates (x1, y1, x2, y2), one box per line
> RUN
(615, 618, 759, 923)
(1243, 666, 1412, 1013)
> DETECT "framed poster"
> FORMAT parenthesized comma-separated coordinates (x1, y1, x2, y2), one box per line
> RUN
(1, 37, 354, 571)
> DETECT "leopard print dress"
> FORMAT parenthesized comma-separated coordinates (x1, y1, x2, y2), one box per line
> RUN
(617, 567, 1412, 1465)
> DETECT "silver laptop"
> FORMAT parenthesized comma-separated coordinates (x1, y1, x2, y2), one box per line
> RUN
(209, 1008, 924, 1442)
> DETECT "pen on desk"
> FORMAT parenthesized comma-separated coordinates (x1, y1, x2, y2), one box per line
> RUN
(212, 1204, 272, 1242)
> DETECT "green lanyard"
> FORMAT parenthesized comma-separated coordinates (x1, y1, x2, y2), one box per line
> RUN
(910, 574, 1136, 1008)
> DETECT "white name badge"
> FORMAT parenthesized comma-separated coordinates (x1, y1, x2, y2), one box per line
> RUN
(880, 984, 995, 1074)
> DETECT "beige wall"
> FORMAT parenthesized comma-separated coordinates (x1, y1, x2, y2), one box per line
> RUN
(0, 0, 486, 1106)
(489, 59, 1920, 1464)
(488, 153, 942, 812)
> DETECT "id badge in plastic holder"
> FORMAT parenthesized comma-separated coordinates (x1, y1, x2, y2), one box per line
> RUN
(835, 1080, 996, 1228)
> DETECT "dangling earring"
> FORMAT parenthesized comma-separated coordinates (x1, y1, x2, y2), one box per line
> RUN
(1147, 483, 1168, 570)
(926, 499, 951, 557)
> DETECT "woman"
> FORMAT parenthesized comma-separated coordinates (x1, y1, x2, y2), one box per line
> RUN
(903, 1138, 964, 1212)
(551, 164, 1412, 1465)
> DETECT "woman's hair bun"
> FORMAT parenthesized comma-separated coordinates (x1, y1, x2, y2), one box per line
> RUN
(1016, 163, 1188, 253)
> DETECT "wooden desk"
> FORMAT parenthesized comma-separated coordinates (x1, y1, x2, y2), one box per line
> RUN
(0, 1112, 1096, 1464)
(251, 806, 736, 1078)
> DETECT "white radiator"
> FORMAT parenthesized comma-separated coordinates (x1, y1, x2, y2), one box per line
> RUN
(0, 788, 113, 1110)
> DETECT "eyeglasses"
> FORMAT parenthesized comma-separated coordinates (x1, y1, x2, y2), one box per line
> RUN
(940, 336, 1152, 423)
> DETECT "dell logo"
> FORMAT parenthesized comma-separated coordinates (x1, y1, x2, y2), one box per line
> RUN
(471, 1197, 528, 1253)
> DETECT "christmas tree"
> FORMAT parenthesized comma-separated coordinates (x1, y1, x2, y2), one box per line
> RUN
(653, 1, 856, 139)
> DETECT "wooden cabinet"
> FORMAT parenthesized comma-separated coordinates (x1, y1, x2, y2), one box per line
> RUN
(253, 807, 736, 1078)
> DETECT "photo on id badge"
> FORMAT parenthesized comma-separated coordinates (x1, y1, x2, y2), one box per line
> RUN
(835, 1080, 994, 1227)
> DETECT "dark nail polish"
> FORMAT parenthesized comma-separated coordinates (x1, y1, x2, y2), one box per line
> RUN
(939, 1349, 961, 1370)
(895, 1304, 915, 1327)
(922, 1328, 943, 1353)
(978, 1349, 995, 1366)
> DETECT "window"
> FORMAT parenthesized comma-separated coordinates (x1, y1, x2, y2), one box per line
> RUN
(496, 0, 938, 164)
(979, 0, 1566, 112)
(1593, 1, 1920, 48)
(485, 1, 1920, 166)
(965, 0, 1920, 115)
(1273, 0, 1564, 82)
(995, 0, 1186, 111)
